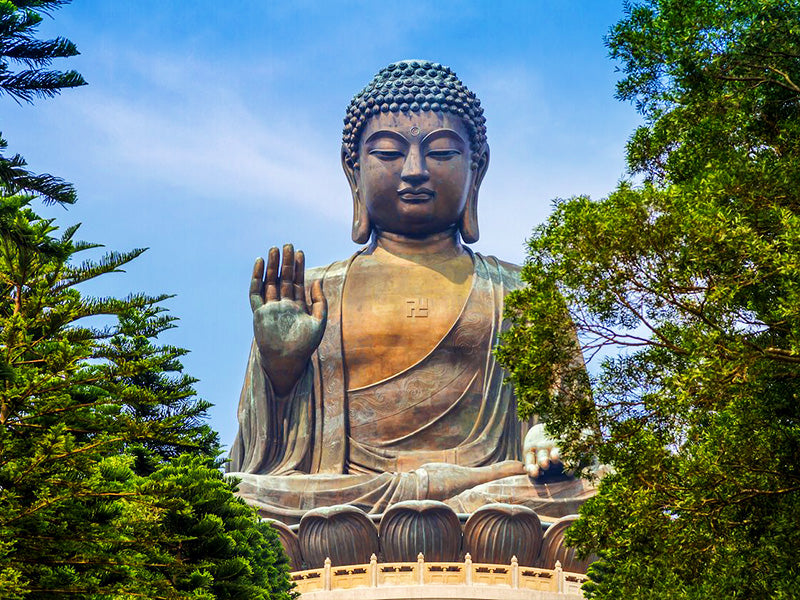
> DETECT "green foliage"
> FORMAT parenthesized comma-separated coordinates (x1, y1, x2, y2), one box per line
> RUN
(0, 0, 84, 102)
(143, 456, 294, 600)
(0, 0, 85, 204)
(0, 196, 294, 598)
(498, 1, 800, 597)
(0, 3, 293, 597)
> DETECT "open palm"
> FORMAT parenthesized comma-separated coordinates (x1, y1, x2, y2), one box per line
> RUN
(250, 244, 327, 396)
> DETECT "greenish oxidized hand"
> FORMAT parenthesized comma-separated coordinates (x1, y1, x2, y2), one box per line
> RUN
(522, 423, 562, 478)
(250, 244, 327, 396)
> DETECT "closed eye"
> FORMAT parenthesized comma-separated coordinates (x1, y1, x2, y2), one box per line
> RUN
(369, 149, 405, 160)
(427, 149, 461, 160)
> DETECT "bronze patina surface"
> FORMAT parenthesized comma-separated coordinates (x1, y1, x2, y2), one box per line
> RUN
(228, 60, 594, 524)
(342, 239, 474, 391)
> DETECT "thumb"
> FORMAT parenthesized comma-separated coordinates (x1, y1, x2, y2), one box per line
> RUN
(310, 279, 328, 322)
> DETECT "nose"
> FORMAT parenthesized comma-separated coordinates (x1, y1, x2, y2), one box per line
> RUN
(400, 145, 429, 185)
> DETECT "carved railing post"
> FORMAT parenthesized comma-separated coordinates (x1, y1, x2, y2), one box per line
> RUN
(555, 559, 563, 593)
(465, 553, 473, 586)
(369, 553, 378, 587)
(417, 552, 425, 585)
(511, 555, 519, 589)
(324, 557, 332, 591)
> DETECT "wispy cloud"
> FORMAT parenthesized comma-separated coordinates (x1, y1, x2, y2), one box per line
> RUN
(57, 51, 350, 222)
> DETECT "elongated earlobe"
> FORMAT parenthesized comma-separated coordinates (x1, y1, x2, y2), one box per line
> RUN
(460, 146, 489, 244)
(460, 201, 479, 243)
(351, 196, 370, 244)
(342, 145, 371, 244)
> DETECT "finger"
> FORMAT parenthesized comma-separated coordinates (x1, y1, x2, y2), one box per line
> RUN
(549, 447, 560, 463)
(280, 244, 295, 300)
(266, 247, 280, 301)
(294, 250, 306, 310)
(310, 279, 328, 322)
(249, 257, 265, 312)
(526, 463, 540, 478)
(537, 448, 550, 469)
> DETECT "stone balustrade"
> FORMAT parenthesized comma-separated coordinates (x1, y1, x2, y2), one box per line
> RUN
(291, 553, 588, 599)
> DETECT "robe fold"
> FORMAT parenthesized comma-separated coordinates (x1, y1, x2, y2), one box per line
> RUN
(227, 251, 594, 524)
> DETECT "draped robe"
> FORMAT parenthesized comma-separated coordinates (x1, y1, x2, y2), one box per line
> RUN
(228, 250, 594, 524)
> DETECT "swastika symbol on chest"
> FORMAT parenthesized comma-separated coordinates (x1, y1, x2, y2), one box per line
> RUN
(406, 298, 429, 318)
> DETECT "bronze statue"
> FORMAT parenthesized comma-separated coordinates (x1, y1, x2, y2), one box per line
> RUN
(228, 60, 593, 524)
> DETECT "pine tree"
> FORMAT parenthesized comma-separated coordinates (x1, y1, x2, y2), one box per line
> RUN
(0, 0, 85, 205)
(0, 4, 293, 596)
(0, 196, 294, 598)
(141, 455, 294, 600)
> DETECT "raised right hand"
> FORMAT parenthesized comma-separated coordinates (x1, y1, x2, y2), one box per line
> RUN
(250, 244, 327, 396)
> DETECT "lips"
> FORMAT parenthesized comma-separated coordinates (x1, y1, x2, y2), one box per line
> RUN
(398, 188, 435, 202)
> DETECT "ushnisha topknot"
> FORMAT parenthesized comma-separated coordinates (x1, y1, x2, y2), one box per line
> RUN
(343, 60, 487, 170)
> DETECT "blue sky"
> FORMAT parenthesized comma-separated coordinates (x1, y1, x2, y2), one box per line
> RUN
(4, 1, 639, 448)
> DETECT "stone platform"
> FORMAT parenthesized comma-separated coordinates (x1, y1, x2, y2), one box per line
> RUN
(268, 501, 595, 598)
(292, 554, 586, 599)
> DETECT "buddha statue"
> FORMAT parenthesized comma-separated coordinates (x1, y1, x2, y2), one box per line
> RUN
(228, 60, 594, 524)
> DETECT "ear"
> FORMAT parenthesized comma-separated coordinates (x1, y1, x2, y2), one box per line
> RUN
(342, 144, 371, 244)
(460, 145, 489, 244)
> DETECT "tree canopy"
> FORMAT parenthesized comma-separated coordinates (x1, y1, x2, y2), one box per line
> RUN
(0, 2, 294, 597)
(0, 196, 294, 599)
(497, 1, 800, 597)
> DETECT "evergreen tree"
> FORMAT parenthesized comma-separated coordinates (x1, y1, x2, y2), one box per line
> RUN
(0, 3, 293, 597)
(498, 1, 800, 597)
(0, 196, 294, 598)
(141, 455, 294, 600)
(0, 0, 85, 205)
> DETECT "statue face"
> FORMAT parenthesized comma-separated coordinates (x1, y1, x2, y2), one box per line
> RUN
(356, 111, 474, 237)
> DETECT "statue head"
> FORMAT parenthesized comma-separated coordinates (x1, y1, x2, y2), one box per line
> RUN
(341, 60, 490, 244)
